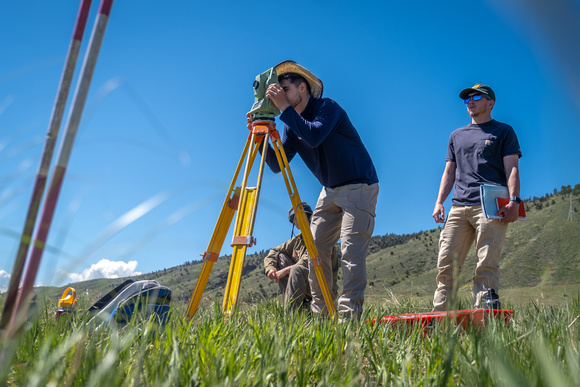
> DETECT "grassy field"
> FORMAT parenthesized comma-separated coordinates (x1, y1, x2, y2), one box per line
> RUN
(1, 189, 578, 385)
(1, 295, 579, 386)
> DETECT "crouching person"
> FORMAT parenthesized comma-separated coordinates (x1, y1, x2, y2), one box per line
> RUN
(264, 203, 338, 310)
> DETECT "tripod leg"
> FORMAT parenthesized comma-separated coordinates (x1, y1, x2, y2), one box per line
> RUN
(222, 133, 268, 314)
(222, 187, 258, 314)
(186, 187, 240, 319)
(186, 136, 253, 320)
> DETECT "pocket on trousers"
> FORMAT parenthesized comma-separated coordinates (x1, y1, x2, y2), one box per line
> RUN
(347, 184, 363, 202)
(351, 208, 375, 237)
(354, 184, 378, 217)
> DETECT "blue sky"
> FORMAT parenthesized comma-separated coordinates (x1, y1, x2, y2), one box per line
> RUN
(1, 1, 579, 287)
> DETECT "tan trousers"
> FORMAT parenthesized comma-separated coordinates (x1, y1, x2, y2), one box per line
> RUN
(432, 205, 508, 311)
(308, 183, 379, 317)
(275, 253, 310, 309)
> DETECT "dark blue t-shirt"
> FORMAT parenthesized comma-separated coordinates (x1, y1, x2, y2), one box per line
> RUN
(265, 97, 378, 188)
(447, 119, 522, 205)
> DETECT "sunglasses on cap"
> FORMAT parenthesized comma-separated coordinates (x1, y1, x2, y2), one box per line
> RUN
(464, 94, 491, 104)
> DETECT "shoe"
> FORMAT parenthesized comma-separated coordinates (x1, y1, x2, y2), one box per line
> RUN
(482, 288, 501, 310)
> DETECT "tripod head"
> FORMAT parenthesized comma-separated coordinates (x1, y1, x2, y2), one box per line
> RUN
(249, 66, 280, 123)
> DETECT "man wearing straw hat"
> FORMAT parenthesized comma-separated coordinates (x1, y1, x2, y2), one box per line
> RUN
(258, 60, 379, 320)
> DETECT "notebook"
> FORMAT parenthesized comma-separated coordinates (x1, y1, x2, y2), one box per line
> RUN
(480, 184, 526, 220)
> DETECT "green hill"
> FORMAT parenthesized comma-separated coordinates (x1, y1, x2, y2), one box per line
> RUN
(21, 185, 580, 310)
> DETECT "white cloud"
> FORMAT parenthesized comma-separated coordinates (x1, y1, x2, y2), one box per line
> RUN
(0, 270, 10, 293)
(65, 259, 141, 282)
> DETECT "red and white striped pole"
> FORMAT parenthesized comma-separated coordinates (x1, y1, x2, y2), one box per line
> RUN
(0, 0, 93, 331)
(8, 0, 115, 333)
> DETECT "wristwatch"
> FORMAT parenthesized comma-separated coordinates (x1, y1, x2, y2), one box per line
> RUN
(509, 196, 521, 204)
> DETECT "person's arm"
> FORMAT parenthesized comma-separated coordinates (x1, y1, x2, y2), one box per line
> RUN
(265, 83, 291, 112)
(433, 161, 456, 223)
(264, 245, 284, 282)
(276, 236, 302, 279)
(276, 266, 292, 279)
(280, 100, 341, 147)
(264, 238, 296, 281)
(497, 154, 520, 223)
(264, 246, 280, 279)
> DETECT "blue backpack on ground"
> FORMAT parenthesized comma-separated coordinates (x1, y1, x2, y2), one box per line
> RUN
(87, 279, 171, 327)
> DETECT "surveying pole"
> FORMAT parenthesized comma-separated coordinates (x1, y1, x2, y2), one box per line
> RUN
(0, 0, 93, 332)
(186, 67, 336, 319)
(7, 0, 115, 335)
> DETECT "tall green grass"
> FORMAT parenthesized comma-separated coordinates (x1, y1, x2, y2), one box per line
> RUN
(1, 296, 579, 386)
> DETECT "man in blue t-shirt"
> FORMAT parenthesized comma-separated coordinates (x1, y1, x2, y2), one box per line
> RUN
(432, 83, 522, 311)
(256, 60, 379, 319)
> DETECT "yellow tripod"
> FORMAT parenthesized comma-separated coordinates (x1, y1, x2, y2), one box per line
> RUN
(186, 119, 336, 319)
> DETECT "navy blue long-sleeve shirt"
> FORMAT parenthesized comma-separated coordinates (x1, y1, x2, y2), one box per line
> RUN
(264, 96, 378, 188)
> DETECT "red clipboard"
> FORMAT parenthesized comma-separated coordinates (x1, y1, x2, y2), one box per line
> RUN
(496, 198, 526, 219)
(371, 309, 514, 330)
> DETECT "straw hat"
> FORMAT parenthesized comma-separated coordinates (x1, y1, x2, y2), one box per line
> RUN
(275, 60, 324, 99)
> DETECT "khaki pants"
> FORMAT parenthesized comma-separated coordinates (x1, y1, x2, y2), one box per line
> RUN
(432, 205, 508, 311)
(275, 253, 311, 309)
(309, 183, 379, 317)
